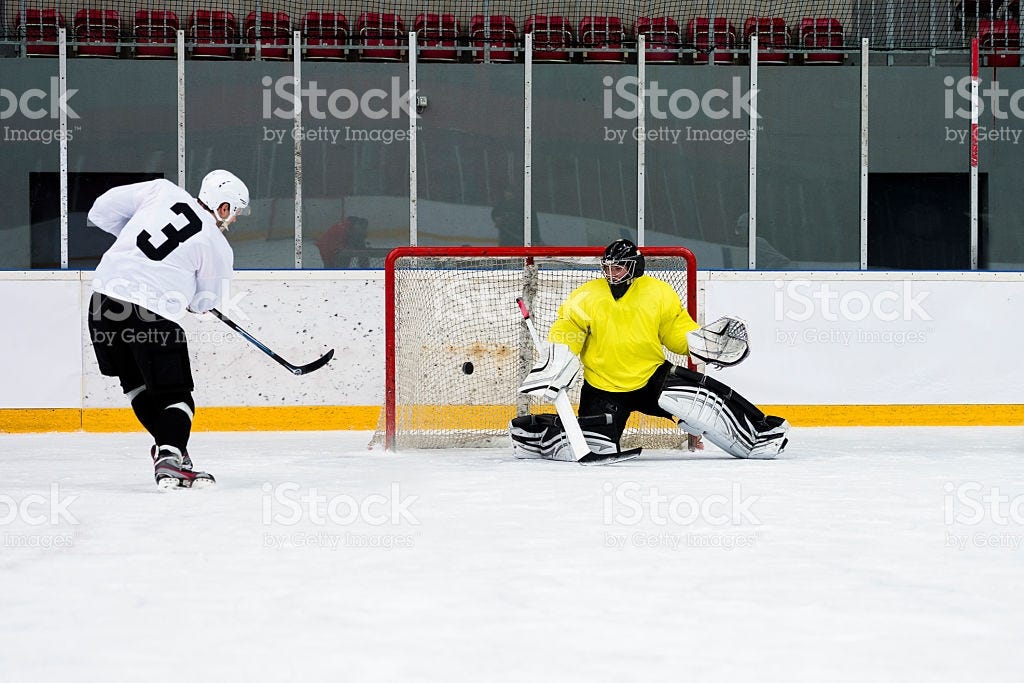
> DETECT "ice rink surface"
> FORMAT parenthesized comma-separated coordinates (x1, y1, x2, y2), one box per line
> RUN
(1, 427, 1023, 682)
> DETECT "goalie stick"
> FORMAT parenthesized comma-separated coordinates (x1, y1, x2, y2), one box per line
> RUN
(516, 298, 641, 466)
(210, 308, 334, 376)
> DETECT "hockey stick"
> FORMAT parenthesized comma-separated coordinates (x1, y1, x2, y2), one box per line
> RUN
(516, 298, 641, 465)
(210, 309, 334, 376)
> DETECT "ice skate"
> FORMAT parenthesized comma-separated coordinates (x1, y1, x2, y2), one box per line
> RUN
(152, 446, 216, 489)
(746, 416, 790, 459)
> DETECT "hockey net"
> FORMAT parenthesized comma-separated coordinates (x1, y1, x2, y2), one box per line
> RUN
(370, 246, 699, 452)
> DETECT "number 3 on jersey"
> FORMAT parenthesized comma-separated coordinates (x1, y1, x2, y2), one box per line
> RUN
(136, 202, 203, 261)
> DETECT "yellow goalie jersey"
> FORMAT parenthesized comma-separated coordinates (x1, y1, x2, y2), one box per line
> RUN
(548, 275, 699, 392)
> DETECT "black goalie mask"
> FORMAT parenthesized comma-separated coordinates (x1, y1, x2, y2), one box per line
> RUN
(601, 239, 645, 298)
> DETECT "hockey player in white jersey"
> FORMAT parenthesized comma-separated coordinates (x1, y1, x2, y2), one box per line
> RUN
(511, 238, 789, 461)
(87, 170, 249, 488)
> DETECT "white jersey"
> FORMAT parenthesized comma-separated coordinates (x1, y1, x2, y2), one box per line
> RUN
(89, 179, 234, 320)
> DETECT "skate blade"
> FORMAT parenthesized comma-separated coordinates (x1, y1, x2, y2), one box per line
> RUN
(156, 476, 186, 490)
(577, 448, 643, 466)
(189, 476, 216, 489)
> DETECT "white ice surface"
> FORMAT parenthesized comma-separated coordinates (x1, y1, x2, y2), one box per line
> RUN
(1, 427, 1023, 682)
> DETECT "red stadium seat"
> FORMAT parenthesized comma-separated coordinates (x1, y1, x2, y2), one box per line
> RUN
(302, 11, 348, 60)
(524, 15, 572, 62)
(244, 11, 290, 59)
(415, 13, 459, 61)
(800, 18, 844, 64)
(187, 9, 237, 59)
(357, 12, 405, 61)
(579, 16, 625, 62)
(979, 19, 1021, 67)
(16, 8, 65, 56)
(688, 18, 736, 64)
(74, 9, 119, 57)
(744, 17, 791, 64)
(634, 16, 682, 63)
(470, 14, 517, 62)
(135, 10, 178, 58)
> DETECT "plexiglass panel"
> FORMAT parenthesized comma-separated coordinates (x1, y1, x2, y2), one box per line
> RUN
(869, 68, 975, 270)
(415, 63, 524, 248)
(299, 63, 409, 268)
(65, 59, 177, 269)
(532, 63, 637, 247)
(976, 69, 1024, 269)
(644, 66, 750, 269)
(0, 60, 60, 268)
(757, 66, 861, 269)
(186, 61, 295, 268)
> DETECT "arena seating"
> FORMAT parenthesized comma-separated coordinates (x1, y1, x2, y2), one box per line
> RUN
(244, 10, 290, 59)
(415, 13, 459, 61)
(187, 9, 238, 59)
(800, 17, 844, 64)
(524, 14, 571, 62)
(634, 16, 682, 63)
(579, 15, 625, 63)
(16, 8, 65, 56)
(134, 9, 177, 58)
(302, 11, 348, 60)
(74, 9, 119, 57)
(744, 17, 791, 64)
(4, 5, 855, 66)
(470, 14, 517, 62)
(688, 17, 736, 64)
(356, 12, 404, 61)
(979, 19, 1020, 66)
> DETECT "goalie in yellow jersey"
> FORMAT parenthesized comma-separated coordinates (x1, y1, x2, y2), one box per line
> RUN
(510, 238, 789, 461)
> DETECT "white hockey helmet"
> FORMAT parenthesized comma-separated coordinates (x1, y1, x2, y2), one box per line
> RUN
(198, 169, 250, 229)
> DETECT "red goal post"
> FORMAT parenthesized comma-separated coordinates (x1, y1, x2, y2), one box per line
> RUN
(373, 245, 698, 451)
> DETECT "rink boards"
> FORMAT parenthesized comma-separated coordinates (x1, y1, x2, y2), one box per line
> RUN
(1, 269, 1023, 431)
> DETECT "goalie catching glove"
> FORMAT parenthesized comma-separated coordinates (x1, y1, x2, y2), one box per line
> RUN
(519, 343, 581, 401)
(687, 316, 750, 368)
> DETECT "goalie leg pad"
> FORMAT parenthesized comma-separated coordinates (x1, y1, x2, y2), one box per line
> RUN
(658, 370, 789, 459)
(509, 413, 619, 461)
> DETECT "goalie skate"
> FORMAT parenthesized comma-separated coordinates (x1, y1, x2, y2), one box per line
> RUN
(509, 413, 639, 465)
(152, 446, 216, 489)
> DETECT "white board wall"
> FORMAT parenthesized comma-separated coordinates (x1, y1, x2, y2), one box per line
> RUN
(2, 270, 1021, 410)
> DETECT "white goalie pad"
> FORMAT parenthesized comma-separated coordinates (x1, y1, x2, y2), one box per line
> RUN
(687, 316, 751, 368)
(658, 385, 789, 459)
(518, 343, 582, 401)
(509, 414, 618, 462)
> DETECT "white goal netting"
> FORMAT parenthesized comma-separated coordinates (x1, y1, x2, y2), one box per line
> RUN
(371, 247, 698, 451)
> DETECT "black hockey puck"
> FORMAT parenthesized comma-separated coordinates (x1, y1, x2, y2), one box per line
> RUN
(462, 362, 475, 375)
